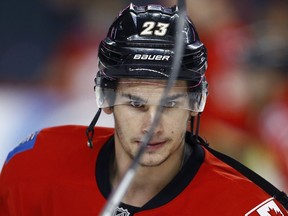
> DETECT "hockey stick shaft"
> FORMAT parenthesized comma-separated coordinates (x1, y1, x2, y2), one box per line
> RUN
(100, 1, 187, 215)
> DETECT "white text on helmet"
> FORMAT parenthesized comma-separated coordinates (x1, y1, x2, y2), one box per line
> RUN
(133, 54, 170, 61)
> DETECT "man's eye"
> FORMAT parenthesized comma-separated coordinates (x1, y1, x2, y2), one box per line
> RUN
(164, 101, 176, 108)
(130, 100, 145, 108)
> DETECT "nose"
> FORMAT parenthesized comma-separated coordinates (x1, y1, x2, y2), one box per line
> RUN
(141, 106, 163, 135)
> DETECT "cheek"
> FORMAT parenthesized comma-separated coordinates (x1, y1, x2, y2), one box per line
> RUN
(114, 107, 139, 133)
(166, 111, 190, 133)
(166, 110, 190, 125)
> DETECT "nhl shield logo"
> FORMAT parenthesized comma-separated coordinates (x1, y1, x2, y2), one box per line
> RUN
(245, 198, 287, 216)
(113, 207, 130, 216)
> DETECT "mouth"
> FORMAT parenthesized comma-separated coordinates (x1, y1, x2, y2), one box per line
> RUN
(148, 141, 166, 145)
(136, 140, 167, 150)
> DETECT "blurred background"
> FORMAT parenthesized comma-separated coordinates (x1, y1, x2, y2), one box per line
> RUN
(0, 0, 287, 191)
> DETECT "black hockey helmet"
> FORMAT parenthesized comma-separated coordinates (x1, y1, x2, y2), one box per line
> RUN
(87, 3, 209, 148)
(95, 3, 208, 112)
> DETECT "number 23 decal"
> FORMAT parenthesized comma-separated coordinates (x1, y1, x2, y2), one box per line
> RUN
(140, 21, 170, 36)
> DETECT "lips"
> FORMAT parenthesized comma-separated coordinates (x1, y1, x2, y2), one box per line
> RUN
(136, 140, 167, 150)
(147, 141, 166, 146)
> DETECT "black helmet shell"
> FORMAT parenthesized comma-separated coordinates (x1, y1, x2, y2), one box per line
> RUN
(97, 3, 208, 81)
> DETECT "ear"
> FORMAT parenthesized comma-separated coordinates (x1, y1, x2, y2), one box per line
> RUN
(103, 107, 113, 114)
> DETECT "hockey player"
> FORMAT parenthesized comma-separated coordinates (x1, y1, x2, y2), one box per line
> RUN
(0, 3, 287, 216)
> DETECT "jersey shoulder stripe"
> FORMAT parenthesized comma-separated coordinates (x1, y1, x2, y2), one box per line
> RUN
(5, 131, 39, 164)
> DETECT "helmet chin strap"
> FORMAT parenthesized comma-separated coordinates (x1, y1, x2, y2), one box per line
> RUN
(86, 108, 102, 148)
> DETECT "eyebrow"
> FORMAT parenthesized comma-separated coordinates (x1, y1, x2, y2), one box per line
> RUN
(165, 93, 187, 101)
(120, 93, 146, 102)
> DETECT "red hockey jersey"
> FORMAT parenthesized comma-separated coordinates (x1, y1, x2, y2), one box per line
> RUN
(0, 125, 287, 215)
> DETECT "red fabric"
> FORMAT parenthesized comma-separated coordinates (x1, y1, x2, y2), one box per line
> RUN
(0, 126, 113, 215)
(0, 125, 287, 215)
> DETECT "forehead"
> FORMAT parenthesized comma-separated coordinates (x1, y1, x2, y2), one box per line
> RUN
(117, 79, 188, 93)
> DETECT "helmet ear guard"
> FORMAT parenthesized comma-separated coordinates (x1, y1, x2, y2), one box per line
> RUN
(187, 79, 208, 112)
(94, 71, 118, 108)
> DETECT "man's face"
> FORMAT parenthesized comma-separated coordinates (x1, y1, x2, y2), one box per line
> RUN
(108, 79, 192, 167)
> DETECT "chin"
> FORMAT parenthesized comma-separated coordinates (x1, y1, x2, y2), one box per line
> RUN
(138, 156, 167, 167)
